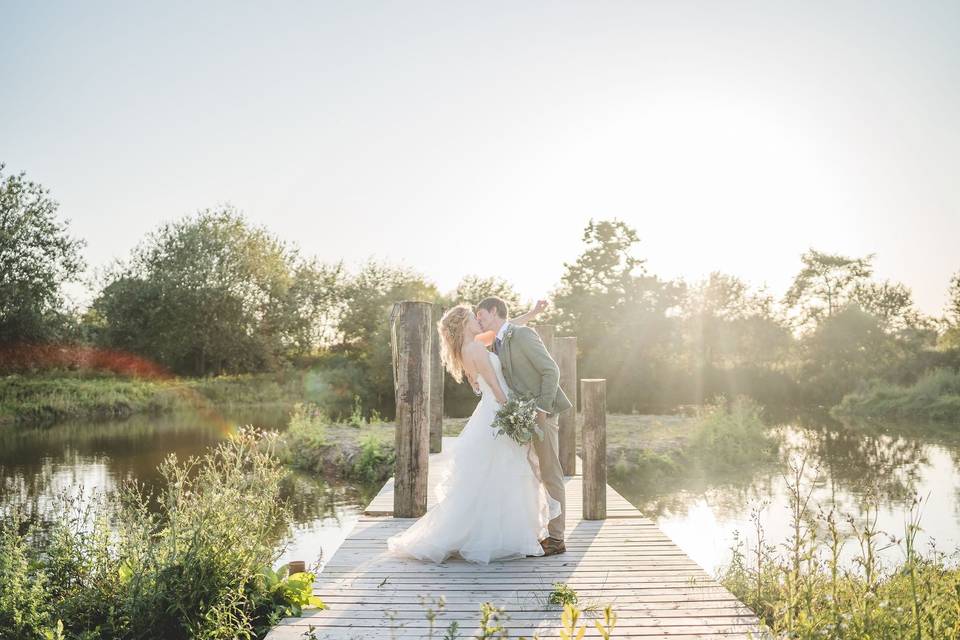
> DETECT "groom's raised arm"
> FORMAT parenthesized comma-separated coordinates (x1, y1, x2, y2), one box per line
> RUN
(514, 327, 561, 414)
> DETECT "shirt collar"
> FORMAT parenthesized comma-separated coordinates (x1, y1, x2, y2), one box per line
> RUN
(496, 322, 511, 342)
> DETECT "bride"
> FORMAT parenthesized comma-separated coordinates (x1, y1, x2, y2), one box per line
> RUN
(386, 303, 561, 564)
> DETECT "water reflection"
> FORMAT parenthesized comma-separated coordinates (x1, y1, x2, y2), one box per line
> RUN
(3, 407, 959, 580)
(614, 417, 960, 576)
(0, 406, 367, 569)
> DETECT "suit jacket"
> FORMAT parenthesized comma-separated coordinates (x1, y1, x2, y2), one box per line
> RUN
(497, 325, 573, 415)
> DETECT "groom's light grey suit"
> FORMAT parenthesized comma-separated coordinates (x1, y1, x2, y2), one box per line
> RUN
(494, 322, 572, 541)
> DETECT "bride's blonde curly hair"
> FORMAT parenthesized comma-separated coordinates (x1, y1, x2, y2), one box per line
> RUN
(437, 304, 473, 384)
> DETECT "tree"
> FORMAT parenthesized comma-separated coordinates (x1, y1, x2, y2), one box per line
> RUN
(285, 258, 346, 352)
(91, 207, 306, 375)
(798, 306, 902, 404)
(552, 219, 649, 338)
(783, 249, 875, 333)
(0, 164, 85, 345)
(851, 280, 923, 334)
(551, 219, 686, 411)
(680, 272, 792, 370)
(941, 271, 960, 349)
(947, 271, 960, 325)
(325, 261, 439, 418)
(452, 275, 521, 312)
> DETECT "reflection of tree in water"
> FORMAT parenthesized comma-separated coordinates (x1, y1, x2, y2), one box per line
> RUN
(793, 414, 931, 505)
(827, 415, 960, 523)
(612, 410, 946, 522)
(610, 453, 781, 519)
(0, 407, 293, 517)
(0, 456, 119, 524)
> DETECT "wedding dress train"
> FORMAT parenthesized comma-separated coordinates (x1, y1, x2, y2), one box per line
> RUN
(386, 351, 561, 564)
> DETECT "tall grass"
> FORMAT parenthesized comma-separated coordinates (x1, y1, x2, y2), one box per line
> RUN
(718, 453, 960, 638)
(0, 373, 308, 426)
(0, 374, 183, 425)
(0, 429, 323, 640)
(832, 367, 960, 422)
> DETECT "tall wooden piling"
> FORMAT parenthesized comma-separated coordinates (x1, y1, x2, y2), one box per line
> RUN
(581, 378, 607, 520)
(533, 324, 555, 357)
(555, 337, 578, 476)
(429, 304, 444, 453)
(390, 301, 432, 518)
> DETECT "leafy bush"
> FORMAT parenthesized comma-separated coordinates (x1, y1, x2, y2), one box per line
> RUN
(688, 394, 779, 471)
(352, 434, 395, 483)
(277, 403, 394, 484)
(0, 516, 53, 640)
(115, 429, 293, 639)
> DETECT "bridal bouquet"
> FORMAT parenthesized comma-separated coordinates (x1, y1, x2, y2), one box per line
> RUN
(491, 394, 543, 445)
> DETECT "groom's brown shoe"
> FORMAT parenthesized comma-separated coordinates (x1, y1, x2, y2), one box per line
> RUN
(540, 537, 566, 556)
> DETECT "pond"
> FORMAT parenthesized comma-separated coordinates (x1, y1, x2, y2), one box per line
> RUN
(614, 415, 960, 575)
(2, 406, 959, 578)
(0, 405, 371, 571)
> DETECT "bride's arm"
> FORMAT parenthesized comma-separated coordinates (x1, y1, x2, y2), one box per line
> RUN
(509, 299, 548, 326)
(465, 344, 508, 405)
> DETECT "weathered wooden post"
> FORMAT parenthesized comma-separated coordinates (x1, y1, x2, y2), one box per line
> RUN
(533, 324, 556, 357)
(429, 304, 444, 454)
(555, 337, 578, 476)
(581, 379, 607, 520)
(390, 301, 432, 518)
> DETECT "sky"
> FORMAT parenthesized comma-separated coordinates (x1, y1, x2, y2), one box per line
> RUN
(2, 1, 958, 317)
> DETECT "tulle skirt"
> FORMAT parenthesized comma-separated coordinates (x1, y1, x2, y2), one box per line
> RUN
(386, 395, 561, 564)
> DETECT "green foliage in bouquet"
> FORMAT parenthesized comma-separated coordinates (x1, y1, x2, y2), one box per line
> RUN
(491, 394, 543, 445)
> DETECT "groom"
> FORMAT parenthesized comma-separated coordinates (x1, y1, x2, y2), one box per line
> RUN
(476, 296, 573, 556)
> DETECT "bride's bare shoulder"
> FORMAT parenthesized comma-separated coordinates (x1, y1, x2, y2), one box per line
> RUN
(462, 341, 488, 360)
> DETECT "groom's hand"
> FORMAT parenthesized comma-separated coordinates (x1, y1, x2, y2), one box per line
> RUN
(535, 410, 547, 428)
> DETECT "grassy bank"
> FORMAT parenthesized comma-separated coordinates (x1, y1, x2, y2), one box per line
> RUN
(831, 367, 960, 423)
(0, 372, 309, 427)
(274, 395, 780, 490)
(606, 395, 782, 496)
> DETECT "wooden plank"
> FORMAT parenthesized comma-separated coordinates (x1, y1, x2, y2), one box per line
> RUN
(266, 436, 768, 640)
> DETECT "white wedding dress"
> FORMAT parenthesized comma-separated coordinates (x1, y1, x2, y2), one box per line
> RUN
(386, 351, 562, 564)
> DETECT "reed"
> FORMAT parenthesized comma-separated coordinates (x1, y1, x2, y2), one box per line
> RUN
(718, 452, 960, 638)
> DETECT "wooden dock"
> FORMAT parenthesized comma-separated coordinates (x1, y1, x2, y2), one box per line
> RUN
(267, 437, 767, 639)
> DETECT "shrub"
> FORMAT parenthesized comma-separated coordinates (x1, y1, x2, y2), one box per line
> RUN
(276, 403, 395, 484)
(115, 429, 293, 639)
(0, 514, 53, 640)
(688, 394, 780, 472)
(352, 434, 395, 483)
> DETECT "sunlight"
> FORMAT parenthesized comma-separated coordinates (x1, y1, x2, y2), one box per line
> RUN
(566, 93, 861, 289)
(657, 497, 730, 575)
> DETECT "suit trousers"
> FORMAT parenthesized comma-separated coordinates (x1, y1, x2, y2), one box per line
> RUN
(533, 411, 565, 540)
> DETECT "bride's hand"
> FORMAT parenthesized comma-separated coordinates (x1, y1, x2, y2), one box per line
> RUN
(508, 299, 548, 327)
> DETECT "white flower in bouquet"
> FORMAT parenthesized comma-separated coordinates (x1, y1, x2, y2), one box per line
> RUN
(491, 394, 543, 445)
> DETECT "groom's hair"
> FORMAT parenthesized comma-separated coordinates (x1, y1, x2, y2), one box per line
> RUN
(477, 296, 509, 319)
